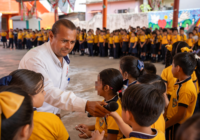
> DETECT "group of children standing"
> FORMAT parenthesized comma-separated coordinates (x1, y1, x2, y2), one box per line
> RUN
(72, 26, 200, 64)
(0, 28, 50, 50)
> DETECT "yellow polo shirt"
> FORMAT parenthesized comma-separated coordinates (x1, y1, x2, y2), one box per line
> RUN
(123, 35, 130, 42)
(166, 77, 197, 124)
(37, 33, 43, 41)
(151, 114, 165, 134)
(1, 32, 7, 37)
(99, 35, 106, 43)
(139, 35, 147, 42)
(113, 35, 120, 43)
(109, 37, 113, 44)
(9, 32, 13, 38)
(26, 33, 30, 39)
(187, 38, 195, 47)
(43, 35, 48, 41)
(171, 35, 181, 44)
(29, 111, 70, 140)
(161, 35, 169, 45)
(95, 96, 123, 140)
(18, 32, 23, 40)
(94, 35, 98, 43)
(87, 35, 94, 43)
(76, 34, 79, 41)
(180, 34, 187, 42)
(130, 37, 138, 43)
(121, 129, 165, 140)
(106, 34, 110, 43)
(198, 33, 200, 46)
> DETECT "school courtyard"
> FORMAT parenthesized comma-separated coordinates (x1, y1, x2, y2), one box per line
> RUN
(0, 43, 165, 140)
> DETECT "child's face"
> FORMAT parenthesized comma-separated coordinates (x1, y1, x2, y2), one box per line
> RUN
(156, 31, 160, 35)
(131, 33, 135, 37)
(32, 82, 46, 108)
(172, 61, 179, 78)
(189, 34, 193, 38)
(193, 30, 197, 35)
(110, 33, 113, 37)
(101, 32, 103, 35)
(174, 31, 178, 35)
(180, 30, 184, 35)
(95, 75, 104, 97)
(163, 32, 167, 35)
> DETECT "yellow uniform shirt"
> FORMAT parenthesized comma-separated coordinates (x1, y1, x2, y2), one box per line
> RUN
(29, 111, 70, 140)
(157, 35, 162, 43)
(161, 65, 197, 97)
(26, 33, 30, 39)
(1, 32, 7, 37)
(18, 32, 23, 40)
(43, 35, 48, 41)
(22, 32, 26, 39)
(84, 33, 87, 39)
(99, 35, 106, 43)
(119, 34, 122, 42)
(171, 35, 181, 44)
(109, 37, 113, 44)
(139, 35, 147, 42)
(94, 35, 98, 43)
(161, 35, 169, 45)
(76, 34, 79, 40)
(167, 77, 197, 124)
(130, 37, 138, 43)
(32, 34, 36, 40)
(79, 34, 84, 41)
(87, 35, 94, 43)
(9, 32, 13, 38)
(198, 33, 200, 46)
(121, 129, 165, 140)
(123, 35, 130, 42)
(151, 36, 156, 44)
(113, 35, 120, 43)
(95, 96, 123, 140)
(151, 114, 165, 134)
(37, 33, 43, 41)
(187, 38, 195, 47)
(180, 34, 187, 42)
(106, 34, 110, 43)
(29, 33, 33, 38)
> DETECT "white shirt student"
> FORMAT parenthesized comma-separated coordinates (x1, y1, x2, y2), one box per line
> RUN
(19, 19, 109, 117)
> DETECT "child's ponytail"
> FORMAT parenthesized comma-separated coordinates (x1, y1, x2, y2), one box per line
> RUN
(195, 52, 200, 87)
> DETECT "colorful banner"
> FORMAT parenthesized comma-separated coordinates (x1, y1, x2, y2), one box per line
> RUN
(148, 8, 200, 31)
(48, 0, 76, 13)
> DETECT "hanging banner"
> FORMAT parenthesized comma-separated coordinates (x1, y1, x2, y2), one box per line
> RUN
(21, 1, 23, 21)
(67, 0, 76, 11)
(48, 0, 76, 13)
(58, 0, 69, 14)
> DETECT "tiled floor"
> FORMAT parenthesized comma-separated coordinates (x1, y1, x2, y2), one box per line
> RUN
(0, 44, 165, 139)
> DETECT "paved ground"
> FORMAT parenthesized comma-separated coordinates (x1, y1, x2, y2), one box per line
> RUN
(0, 44, 165, 139)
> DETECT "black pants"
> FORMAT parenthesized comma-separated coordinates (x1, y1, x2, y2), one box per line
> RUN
(165, 123, 180, 140)
(114, 43, 120, 59)
(23, 38, 26, 49)
(8, 38, 14, 49)
(26, 39, 32, 49)
(109, 44, 114, 57)
(105, 43, 108, 56)
(18, 39, 22, 49)
(39, 41, 44, 45)
(99, 43, 105, 57)
(14, 35, 18, 49)
(88, 43, 93, 56)
(94, 43, 99, 55)
(162, 44, 167, 62)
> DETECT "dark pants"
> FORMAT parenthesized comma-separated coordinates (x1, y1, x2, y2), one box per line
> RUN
(114, 43, 120, 59)
(73, 40, 79, 52)
(194, 93, 200, 113)
(14, 35, 18, 49)
(162, 44, 167, 62)
(109, 44, 114, 57)
(23, 38, 26, 49)
(105, 43, 108, 56)
(88, 43, 93, 56)
(165, 123, 180, 140)
(99, 43, 105, 57)
(93, 43, 98, 55)
(18, 39, 22, 49)
(8, 38, 14, 49)
(26, 39, 32, 49)
(39, 41, 44, 45)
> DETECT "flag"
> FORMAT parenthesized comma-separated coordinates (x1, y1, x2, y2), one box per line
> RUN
(67, 0, 76, 11)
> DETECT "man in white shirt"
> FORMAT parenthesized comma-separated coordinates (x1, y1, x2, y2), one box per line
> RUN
(19, 19, 109, 117)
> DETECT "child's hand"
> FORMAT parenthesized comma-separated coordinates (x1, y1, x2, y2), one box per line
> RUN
(109, 111, 118, 119)
(91, 130, 105, 140)
(77, 128, 92, 139)
(76, 124, 89, 130)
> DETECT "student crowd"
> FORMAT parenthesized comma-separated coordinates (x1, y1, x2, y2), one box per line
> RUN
(0, 20, 200, 140)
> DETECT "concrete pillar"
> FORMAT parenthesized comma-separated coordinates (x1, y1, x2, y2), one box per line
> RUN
(172, 0, 180, 28)
(103, 0, 107, 28)
(8, 15, 13, 29)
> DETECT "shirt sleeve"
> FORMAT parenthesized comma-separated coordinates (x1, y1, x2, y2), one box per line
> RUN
(19, 57, 87, 112)
(56, 115, 70, 140)
(191, 72, 197, 82)
(161, 69, 167, 83)
(106, 116, 120, 134)
(178, 92, 191, 107)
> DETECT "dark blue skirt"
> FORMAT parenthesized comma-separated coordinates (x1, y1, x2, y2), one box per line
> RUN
(1, 37, 7, 42)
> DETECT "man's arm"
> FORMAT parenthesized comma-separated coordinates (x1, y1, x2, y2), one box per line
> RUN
(19, 57, 109, 116)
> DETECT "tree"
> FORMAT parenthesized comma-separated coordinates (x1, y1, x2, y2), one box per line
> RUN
(140, 3, 152, 12)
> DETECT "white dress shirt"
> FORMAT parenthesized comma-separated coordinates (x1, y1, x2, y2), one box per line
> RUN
(19, 41, 87, 114)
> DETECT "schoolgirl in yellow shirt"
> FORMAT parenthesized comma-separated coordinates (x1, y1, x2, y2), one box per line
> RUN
(105, 29, 110, 56)
(31, 31, 37, 47)
(87, 30, 94, 56)
(94, 29, 99, 56)
(171, 29, 181, 44)
(8, 29, 14, 49)
(5, 69, 71, 140)
(17, 29, 23, 49)
(150, 31, 157, 63)
(37, 31, 43, 45)
(108, 32, 114, 58)
(79, 30, 86, 56)
(113, 30, 120, 59)
(43, 32, 48, 43)
(122, 30, 129, 56)
(139, 29, 147, 61)
(98, 30, 106, 57)
(72, 29, 80, 55)
(156, 30, 162, 62)
(180, 27, 187, 42)
(26, 31, 32, 49)
(129, 32, 138, 56)
(1, 30, 7, 48)
(187, 32, 196, 49)
(161, 29, 170, 64)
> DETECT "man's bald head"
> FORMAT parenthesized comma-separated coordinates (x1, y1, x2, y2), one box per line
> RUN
(52, 19, 76, 36)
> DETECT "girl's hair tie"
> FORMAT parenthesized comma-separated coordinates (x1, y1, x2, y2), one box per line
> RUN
(137, 60, 144, 71)
(0, 76, 12, 86)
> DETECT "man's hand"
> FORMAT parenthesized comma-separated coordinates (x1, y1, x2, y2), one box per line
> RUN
(91, 130, 105, 140)
(86, 101, 110, 117)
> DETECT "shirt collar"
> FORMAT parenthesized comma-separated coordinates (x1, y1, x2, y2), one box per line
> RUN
(105, 95, 118, 104)
(129, 128, 157, 139)
(46, 41, 68, 66)
(123, 79, 137, 87)
(175, 76, 191, 85)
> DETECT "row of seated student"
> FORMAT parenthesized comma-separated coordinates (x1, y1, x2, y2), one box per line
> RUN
(0, 41, 200, 140)
(0, 28, 50, 50)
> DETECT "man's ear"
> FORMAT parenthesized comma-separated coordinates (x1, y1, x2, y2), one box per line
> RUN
(49, 31, 54, 42)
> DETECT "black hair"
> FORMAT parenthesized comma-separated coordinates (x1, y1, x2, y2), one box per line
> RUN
(165, 41, 189, 67)
(122, 84, 165, 126)
(173, 52, 196, 76)
(9, 69, 44, 96)
(163, 29, 167, 33)
(176, 113, 200, 140)
(173, 28, 178, 32)
(180, 27, 184, 31)
(189, 32, 193, 35)
(99, 68, 123, 96)
(52, 19, 76, 36)
(143, 62, 157, 75)
(0, 86, 33, 140)
(120, 56, 143, 79)
(152, 31, 156, 35)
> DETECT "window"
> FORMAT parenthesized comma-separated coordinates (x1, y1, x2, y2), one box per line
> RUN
(118, 9, 128, 13)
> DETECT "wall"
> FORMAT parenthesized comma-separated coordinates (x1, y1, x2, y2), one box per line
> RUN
(86, 0, 142, 21)
(75, 12, 148, 31)
(179, 0, 200, 10)
(148, 8, 200, 32)
(28, 18, 40, 30)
